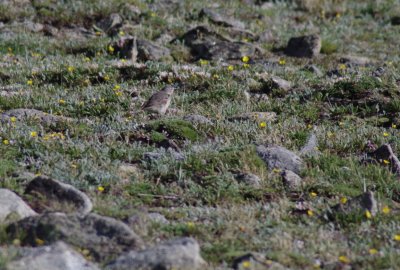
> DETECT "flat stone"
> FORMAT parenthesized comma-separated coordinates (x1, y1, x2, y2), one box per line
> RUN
(5, 241, 100, 270)
(147, 212, 170, 224)
(6, 212, 144, 262)
(256, 145, 303, 174)
(25, 176, 93, 215)
(0, 189, 37, 224)
(285, 34, 321, 58)
(105, 237, 206, 270)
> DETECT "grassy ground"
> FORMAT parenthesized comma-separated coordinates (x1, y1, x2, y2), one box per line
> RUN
(1, 0, 400, 269)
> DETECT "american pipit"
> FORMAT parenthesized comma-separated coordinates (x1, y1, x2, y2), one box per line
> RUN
(142, 85, 174, 115)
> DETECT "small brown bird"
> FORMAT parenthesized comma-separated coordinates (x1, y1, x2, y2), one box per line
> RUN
(142, 85, 175, 115)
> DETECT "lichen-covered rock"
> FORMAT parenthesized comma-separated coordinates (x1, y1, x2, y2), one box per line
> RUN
(0, 109, 72, 125)
(281, 170, 302, 190)
(199, 8, 245, 28)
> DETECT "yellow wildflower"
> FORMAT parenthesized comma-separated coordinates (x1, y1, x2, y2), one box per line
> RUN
(259, 122, 267, 128)
(113, 84, 121, 91)
(3, 139, 9, 145)
(242, 56, 250, 63)
(104, 75, 110, 81)
(272, 168, 281, 173)
(242, 261, 251, 268)
(121, 59, 126, 63)
(95, 31, 102, 36)
(115, 91, 123, 97)
(310, 192, 317, 197)
(10, 116, 17, 122)
(27, 80, 33, 85)
(383, 159, 390, 165)
(307, 209, 314, 216)
(150, 12, 156, 17)
(199, 59, 209, 66)
(382, 205, 390, 214)
(243, 38, 250, 42)
(339, 64, 347, 70)
(279, 59, 286, 65)
(119, 31, 125, 36)
(243, 63, 250, 68)
(307, 124, 313, 129)
(392, 123, 397, 129)
(67, 66, 75, 73)
(30, 131, 38, 138)
(58, 99, 66, 105)
(340, 197, 347, 204)
(35, 238, 45, 246)
(213, 74, 219, 79)
(227, 65, 234, 71)
(369, 248, 378, 255)
(97, 186, 105, 192)
(187, 221, 195, 229)
(336, 13, 341, 18)
(84, 57, 90, 62)
(383, 132, 389, 137)
(108, 45, 115, 53)
(327, 132, 334, 138)
(394, 234, 400, 241)
(365, 210, 372, 219)
(338, 255, 350, 264)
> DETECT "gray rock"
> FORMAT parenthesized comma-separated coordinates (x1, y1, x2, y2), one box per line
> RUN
(281, 170, 302, 190)
(0, 189, 37, 224)
(178, 26, 258, 61)
(137, 39, 171, 62)
(184, 114, 213, 125)
(268, 76, 291, 91)
(299, 133, 319, 157)
(97, 13, 123, 35)
(143, 152, 163, 161)
(228, 112, 276, 123)
(0, 109, 72, 125)
(285, 34, 321, 58)
(256, 145, 303, 174)
(7, 212, 144, 262)
(326, 192, 378, 220)
(234, 173, 261, 188)
(303, 64, 323, 76)
(25, 176, 93, 215)
(199, 8, 245, 28)
(367, 144, 400, 176)
(5, 241, 99, 270)
(113, 37, 171, 62)
(147, 212, 170, 224)
(105, 237, 206, 270)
